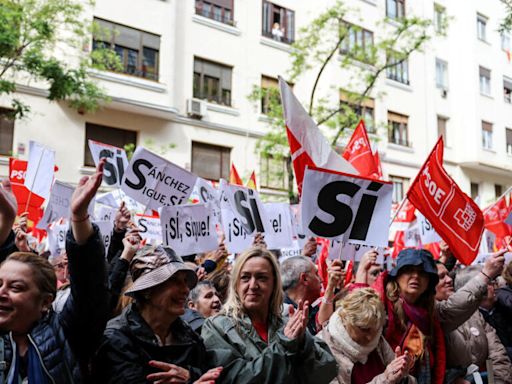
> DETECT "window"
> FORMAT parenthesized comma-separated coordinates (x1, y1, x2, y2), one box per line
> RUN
(84, 123, 137, 166)
(477, 14, 487, 41)
(193, 57, 232, 106)
(340, 90, 376, 133)
(386, 0, 405, 19)
(340, 22, 374, 62)
(504, 78, 512, 103)
(195, 0, 234, 25)
(495, 184, 503, 199)
(435, 59, 448, 89)
(260, 154, 288, 190)
(0, 108, 14, 156)
(434, 4, 446, 33)
(260, 75, 279, 114)
(388, 112, 409, 146)
(502, 32, 511, 51)
(191, 142, 230, 181)
(262, 1, 295, 44)
(93, 18, 160, 81)
(470, 182, 479, 199)
(481, 121, 493, 150)
(479, 66, 491, 96)
(437, 116, 448, 144)
(386, 54, 409, 84)
(390, 176, 408, 203)
(506, 128, 512, 155)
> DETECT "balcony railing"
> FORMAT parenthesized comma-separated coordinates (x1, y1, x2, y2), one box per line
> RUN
(195, 5, 234, 26)
(262, 30, 294, 45)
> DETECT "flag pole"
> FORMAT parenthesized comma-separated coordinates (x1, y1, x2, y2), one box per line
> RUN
(24, 150, 45, 213)
(389, 196, 409, 227)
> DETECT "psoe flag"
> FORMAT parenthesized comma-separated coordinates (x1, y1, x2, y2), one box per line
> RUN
(407, 137, 484, 265)
(24, 141, 55, 200)
(342, 120, 380, 179)
(301, 166, 393, 247)
(279, 77, 358, 195)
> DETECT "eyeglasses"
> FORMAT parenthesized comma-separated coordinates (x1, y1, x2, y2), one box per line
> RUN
(54, 263, 68, 270)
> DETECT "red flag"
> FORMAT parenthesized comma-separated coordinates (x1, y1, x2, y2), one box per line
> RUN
(316, 238, 330, 289)
(229, 164, 243, 185)
(246, 171, 257, 190)
(9, 158, 45, 227)
(391, 231, 406, 259)
(483, 196, 512, 238)
(279, 77, 358, 195)
(373, 149, 383, 179)
(343, 260, 354, 287)
(342, 120, 380, 178)
(407, 137, 484, 265)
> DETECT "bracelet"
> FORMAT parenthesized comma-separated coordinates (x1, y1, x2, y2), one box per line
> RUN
(71, 214, 90, 223)
(480, 271, 494, 282)
(321, 296, 334, 305)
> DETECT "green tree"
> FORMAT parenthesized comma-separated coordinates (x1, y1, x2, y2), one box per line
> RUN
(0, 0, 120, 119)
(249, 0, 448, 203)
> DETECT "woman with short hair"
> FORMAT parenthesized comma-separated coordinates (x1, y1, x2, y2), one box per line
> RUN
(201, 247, 337, 384)
(321, 288, 415, 384)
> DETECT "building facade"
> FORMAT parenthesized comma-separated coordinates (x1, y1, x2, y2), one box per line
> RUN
(0, 0, 511, 206)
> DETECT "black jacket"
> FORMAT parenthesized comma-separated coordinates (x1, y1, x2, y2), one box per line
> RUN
(181, 308, 205, 334)
(1, 224, 109, 383)
(93, 303, 209, 383)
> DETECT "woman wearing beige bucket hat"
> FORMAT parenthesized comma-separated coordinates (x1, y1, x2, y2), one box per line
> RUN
(93, 244, 222, 383)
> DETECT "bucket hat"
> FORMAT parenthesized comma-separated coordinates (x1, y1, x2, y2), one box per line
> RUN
(389, 248, 439, 289)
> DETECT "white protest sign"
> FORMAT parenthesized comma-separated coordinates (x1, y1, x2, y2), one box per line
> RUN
(121, 147, 197, 211)
(327, 239, 344, 260)
(25, 141, 55, 200)
(94, 220, 114, 256)
(134, 214, 162, 243)
(404, 222, 421, 247)
(337, 242, 385, 264)
(416, 212, 441, 245)
(220, 179, 271, 236)
(192, 177, 220, 217)
(221, 207, 253, 254)
(37, 181, 95, 229)
(290, 204, 308, 248)
(88, 140, 129, 187)
(95, 205, 117, 222)
(160, 204, 218, 256)
(47, 223, 68, 256)
(280, 241, 303, 262)
(263, 203, 294, 249)
(301, 167, 393, 247)
(96, 190, 142, 212)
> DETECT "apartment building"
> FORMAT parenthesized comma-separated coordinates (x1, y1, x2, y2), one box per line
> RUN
(0, 0, 511, 206)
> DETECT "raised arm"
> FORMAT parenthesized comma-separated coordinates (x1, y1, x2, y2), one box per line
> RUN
(0, 179, 18, 254)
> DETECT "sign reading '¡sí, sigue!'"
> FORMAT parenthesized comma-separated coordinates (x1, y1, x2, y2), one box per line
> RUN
(301, 166, 393, 247)
(121, 147, 197, 211)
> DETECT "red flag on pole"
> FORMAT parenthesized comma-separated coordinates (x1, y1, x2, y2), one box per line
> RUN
(407, 137, 484, 265)
(483, 196, 512, 238)
(373, 149, 383, 179)
(229, 164, 243, 185)
(342, 120, 380, 178)
(279, 77, 358, 195)
(246, 171, 257, 190)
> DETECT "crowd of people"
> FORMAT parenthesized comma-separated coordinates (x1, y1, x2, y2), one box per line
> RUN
(0, 161, 511, 384)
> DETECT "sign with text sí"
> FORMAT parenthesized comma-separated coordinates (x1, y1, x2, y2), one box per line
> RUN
(88, 140, 129, 188)
(134, 214, 162, 243)
(121, 147, 197, 211)
(301, 166, 393, 247)
(160, 204, 218, 256)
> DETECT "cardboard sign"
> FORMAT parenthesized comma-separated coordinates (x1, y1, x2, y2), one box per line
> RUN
(264, 203, 294, 249)
(302, 167, 393, 247)
(96, 190, 142, 212)
(37, 181, 95, 229)
(192, 177, 220, 217)
(279, 241, 303, 262)
(331, 241, 384, 263)
(47, 223, 68, 256)
(88, 140, 129, 187)
(121, 147, 197, 211)
(404, 222, 421, 247)
(416, 212, 441, 245)
(95, 205, 117, 222)
(25, 141, 56, 200)
(134, 214, 162, 243)
(290, 204, 307, 247)
(94, 220, 114, 256)
(160, 204, 218, 256)
(221, 207, 253, 254)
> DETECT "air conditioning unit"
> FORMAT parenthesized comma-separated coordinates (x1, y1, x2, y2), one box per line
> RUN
(441, 88, 448, 98)
(187, 98, 207, 118)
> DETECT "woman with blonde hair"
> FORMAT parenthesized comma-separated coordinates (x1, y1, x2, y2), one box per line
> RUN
(321, 288, 415, 384)
(201, 246, 337, 383)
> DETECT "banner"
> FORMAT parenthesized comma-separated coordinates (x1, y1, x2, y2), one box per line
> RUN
(25, 141, 55, 200)
(134, 214, 162, 243)
(407, 137, 484, 265)
(160, 204, 218, 256)
(220, 180, 271, 235)
(279, 77, 358, 194)
(121, 147, 197, 211)
(342, 120, 380, 178)
(88, 140, 129, 187)
(263, 203, 294, 249)
(416, 212, 441, 245)
(302, 166, 393, 247)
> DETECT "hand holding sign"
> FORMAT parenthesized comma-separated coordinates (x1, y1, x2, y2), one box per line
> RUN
(114, 201, 131, 232)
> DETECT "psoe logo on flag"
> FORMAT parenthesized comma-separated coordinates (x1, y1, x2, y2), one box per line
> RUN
(455, 202, 477, 231)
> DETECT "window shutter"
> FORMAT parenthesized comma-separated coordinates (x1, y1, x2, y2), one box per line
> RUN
(482, 121, 493, 132)
(479, 66, 490, 78)
(388, 112, 408, 124)
(507, 128, 512, 144)
(142, 32, 160, 50)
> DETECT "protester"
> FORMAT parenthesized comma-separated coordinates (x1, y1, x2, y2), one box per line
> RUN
(0, 160, 109, 382)
(438, 265, 512, 384)
(317, 259, 346, 327)
(490, 260, 512, 359)
(182, 280, 222, 333)
(201, 246, 337, 383)
(93, 244, 221, 383)
(320, 288, 415, 384)
(281, 255, 323, 334)
(50, 251, 71, 312)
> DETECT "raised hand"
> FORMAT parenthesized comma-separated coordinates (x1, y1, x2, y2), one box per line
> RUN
(114, 201, 131, 232)
(383, 347, 410, 383)
(14, 225, 31, 252)
(0, 179, 18, 244)
(252, 233, 267, 249)
(284, 299, 309, 340)
(302, 237, 317, 257)
(326, 259, 345, 290)
(120, 228, 142, 262)
(147, 360, 190, 383)
(482, 249, 506, 280)
(355, 249, 378, 284)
